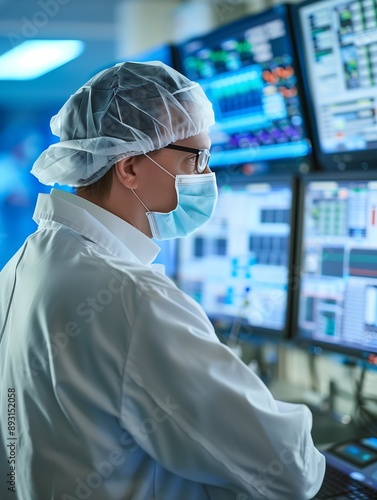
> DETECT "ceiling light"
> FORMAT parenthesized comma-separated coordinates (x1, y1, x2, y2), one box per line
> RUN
(0, 40, 85, 80)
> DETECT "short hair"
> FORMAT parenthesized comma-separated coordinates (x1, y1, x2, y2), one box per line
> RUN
(75, 165, 114, 201)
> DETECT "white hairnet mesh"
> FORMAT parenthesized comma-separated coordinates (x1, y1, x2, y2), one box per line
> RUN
(31, 61, 215, 187)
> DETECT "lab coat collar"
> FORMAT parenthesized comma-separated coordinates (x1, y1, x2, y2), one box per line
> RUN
(33, 188, 160, 266)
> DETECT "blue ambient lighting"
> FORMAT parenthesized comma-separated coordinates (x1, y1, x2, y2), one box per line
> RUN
(0, 40, 85, 80)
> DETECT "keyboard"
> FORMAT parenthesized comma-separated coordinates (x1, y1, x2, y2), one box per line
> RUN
(314, 463, 377, 499)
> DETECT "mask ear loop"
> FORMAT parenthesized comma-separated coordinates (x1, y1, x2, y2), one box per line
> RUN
(131, 189, 150, 212)
(144, 153, 176, 179)
(132, 153, 176, 212)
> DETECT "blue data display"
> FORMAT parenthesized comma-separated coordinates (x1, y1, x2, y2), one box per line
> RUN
(333, 443, 377, 467)
(177, 5, 311, 170)
(297, 176, 377, 355)
(295, 0, 377, 170)
(177, 178, 293, 334)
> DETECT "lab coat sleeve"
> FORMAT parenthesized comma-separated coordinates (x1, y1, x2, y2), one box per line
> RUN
(120, 279, 325, 499)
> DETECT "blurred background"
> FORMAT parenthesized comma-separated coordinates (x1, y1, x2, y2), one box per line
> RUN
(2, 0, 377, 448)
(0, 0, 281, 265)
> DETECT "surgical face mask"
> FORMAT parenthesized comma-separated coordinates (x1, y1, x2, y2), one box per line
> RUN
(132, 154, 218, 240)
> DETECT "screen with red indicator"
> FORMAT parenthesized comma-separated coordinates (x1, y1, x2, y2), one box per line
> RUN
(175, 4, 313, 174)
(295, 172, 377, 356)
(293, 0, 377, 171)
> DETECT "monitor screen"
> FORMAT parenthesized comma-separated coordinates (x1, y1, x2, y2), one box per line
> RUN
(295, 173, 377, 357)
(294, 0, 377, 171)
(175, 5, 312, 174)
(177, 174, 296, 338)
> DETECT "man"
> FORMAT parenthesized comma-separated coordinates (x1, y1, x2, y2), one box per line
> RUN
(0, 61, 325, 499)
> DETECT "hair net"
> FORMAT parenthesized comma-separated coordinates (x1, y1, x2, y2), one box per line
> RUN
(31, 61, 215, 187)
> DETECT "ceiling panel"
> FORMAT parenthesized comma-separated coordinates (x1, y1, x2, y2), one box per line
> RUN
(0, 0, 121, 111)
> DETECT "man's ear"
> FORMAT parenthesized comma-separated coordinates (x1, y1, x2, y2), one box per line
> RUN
(114, 157, 138, 189)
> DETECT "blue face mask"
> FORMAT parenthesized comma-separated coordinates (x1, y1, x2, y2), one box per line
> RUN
(132, 155, 218, 240)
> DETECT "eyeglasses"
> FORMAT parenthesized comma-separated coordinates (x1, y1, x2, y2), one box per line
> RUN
(165, 144, 210, 174)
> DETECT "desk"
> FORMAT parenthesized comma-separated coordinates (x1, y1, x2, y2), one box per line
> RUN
(268, 380, 370, 445)
(309, 408, 370, 445)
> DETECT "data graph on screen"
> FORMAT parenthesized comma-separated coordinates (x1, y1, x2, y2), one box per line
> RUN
(177, 176, 295, 336)
(296, 175, 377, 355)
(176, 5, 312, 173)
(295, 0, 377, 170)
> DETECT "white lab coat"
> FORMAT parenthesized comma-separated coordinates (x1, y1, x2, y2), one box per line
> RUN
(0, 189, 325, 500)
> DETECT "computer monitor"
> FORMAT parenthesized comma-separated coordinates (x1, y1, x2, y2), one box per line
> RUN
(177, 173, 297, 339)
(175, 4, 312, 174)
(293, 0, 377, 171)
(293, 172, 377, 358)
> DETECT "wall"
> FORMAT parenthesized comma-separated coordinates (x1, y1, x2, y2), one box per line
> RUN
(116, 0, 272, 59)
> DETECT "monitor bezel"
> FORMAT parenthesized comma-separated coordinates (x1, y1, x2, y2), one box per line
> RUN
(174, 3, 315, 175)
(291, 170, 377, 360)
(176, 171, 300, 342)
(291, 0, 377, 172)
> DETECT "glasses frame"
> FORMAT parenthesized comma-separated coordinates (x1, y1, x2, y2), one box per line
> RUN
(165, 144, 210, 173)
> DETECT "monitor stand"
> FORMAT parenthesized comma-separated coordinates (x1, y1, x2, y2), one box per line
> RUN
(303, 350, 352, 425)
(310, 379, 352, 425)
